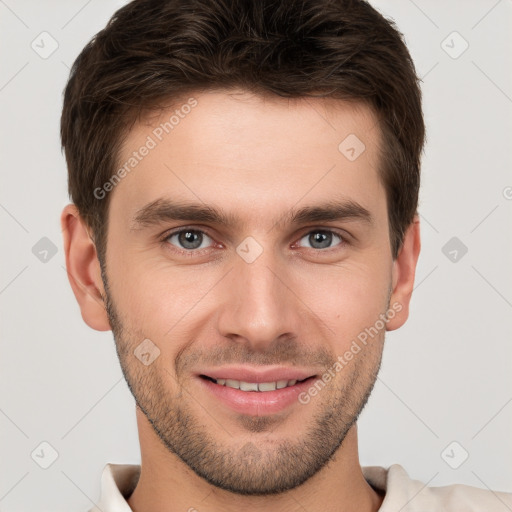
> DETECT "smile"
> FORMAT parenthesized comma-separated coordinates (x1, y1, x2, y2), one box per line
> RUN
(200, 375, 308, 392)
(196, 369, 319, 416)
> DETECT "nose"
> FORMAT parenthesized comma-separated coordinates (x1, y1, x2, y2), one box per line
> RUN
(216, 246, 300, 352)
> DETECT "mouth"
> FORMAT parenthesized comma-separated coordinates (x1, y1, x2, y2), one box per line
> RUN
(199, 375, 313, 392)
(195, 367, 319, 416)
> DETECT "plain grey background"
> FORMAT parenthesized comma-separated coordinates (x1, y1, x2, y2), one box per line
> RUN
(1, 0, 511, 510)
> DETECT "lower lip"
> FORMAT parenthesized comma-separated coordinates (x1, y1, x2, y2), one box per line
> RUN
(198, 376, 316, 416)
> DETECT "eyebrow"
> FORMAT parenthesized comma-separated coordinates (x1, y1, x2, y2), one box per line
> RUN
(130, 197, 373, 231)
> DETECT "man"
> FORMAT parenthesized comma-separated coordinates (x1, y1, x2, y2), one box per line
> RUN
(60, 0, 512, 510)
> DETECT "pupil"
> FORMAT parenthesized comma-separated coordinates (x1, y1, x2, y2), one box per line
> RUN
(180, 230, 201, 249)
(311, 231, 331, 249)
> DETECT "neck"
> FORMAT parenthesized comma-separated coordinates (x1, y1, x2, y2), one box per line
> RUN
(127, 408, 384, 512)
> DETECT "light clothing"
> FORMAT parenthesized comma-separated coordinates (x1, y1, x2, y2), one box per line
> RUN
(88, 462, 512, 511)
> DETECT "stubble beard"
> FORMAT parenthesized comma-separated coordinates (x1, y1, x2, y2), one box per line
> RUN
(101, 270, 385, 495)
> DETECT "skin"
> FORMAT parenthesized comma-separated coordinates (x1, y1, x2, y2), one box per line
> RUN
(62, 90, 421, 512)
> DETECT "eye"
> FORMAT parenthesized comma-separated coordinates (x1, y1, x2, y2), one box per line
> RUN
(297, 229, 345, 250)
(165, 228, 214, 251)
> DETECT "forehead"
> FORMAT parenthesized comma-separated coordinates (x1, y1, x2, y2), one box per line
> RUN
(111, 90, 385, 230)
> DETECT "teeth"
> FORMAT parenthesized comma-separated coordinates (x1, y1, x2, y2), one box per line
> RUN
(214, 378, 300, 392)
(225, 379, 239, 389)
(239, 381, 258, 391)
(258, 381, 276, 392)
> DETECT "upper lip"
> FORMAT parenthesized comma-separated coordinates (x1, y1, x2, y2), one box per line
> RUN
(197, 366, 317, 383)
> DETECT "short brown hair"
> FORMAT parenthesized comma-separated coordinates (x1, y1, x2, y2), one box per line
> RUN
(61, 0, 425, 262)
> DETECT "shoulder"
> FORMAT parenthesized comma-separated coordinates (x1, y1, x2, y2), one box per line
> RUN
(87, 463, 141, 512)
(363, 464, 512, 511)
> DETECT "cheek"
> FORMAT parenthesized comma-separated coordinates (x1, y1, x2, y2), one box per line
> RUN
(299, 260, 391, 344)
(110, 258, 220, 341)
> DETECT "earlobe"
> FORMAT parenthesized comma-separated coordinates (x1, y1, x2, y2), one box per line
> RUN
(61, 204, 111, 331)
(386, 215, 421, 332)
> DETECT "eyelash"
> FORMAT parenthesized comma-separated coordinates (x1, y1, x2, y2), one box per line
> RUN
(160, 226, 349, 257)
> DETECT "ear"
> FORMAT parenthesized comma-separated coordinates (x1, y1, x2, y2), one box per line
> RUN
(386, 215, 421, 331)
(61, 204, 111, 331)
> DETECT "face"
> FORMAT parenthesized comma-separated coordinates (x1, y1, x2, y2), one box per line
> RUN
(99, 90, 397, 494)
